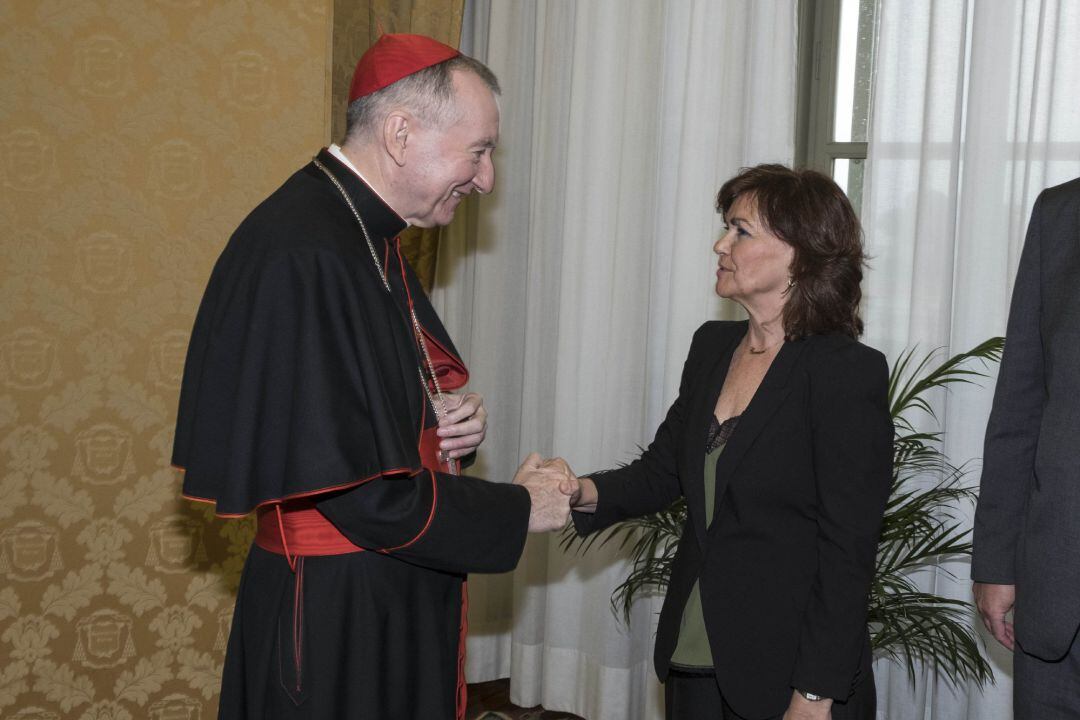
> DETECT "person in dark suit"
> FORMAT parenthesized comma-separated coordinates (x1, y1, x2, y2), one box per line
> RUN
(566, 165, 893, 720)
(972, 177, 1080, 720)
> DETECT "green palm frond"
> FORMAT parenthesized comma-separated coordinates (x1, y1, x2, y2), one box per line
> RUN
(872, 336, 1002, 686)
(888, 337, 1003, 423)
(868, 590, 993, 687)
(561, 336, 1004, 688)
(560, 495, 687, 624)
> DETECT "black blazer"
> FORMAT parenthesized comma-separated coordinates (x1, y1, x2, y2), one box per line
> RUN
(574, 321, 893, 718)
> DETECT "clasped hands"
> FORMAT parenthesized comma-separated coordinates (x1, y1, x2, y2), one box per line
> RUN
(437, 393, 593, 532)
(512, 453, 582, 532)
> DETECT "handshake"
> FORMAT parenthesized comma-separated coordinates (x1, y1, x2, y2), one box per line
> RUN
(511, 452, 590, 532)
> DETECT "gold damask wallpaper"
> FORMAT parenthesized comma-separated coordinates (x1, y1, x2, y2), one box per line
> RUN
(0, 1, 331, 717)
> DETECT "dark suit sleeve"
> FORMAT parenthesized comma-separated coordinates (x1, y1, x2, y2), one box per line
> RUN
(791, 343, 892, 699)
(572, 323, 712, 535)
(971, 193, 1046, 584)
(316, 471, 531, 575)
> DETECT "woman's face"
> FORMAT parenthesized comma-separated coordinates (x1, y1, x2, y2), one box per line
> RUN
(713, 194, 795, 309)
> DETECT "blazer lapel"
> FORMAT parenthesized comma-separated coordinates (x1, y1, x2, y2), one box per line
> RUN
(685, 325, 744, 547)
(710, 338, 808, 520)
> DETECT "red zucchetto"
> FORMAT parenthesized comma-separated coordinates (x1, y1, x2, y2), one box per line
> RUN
(348, 33, 460, 102)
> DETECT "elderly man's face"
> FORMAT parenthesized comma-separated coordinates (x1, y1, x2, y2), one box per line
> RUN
(399, 70, 499, 227)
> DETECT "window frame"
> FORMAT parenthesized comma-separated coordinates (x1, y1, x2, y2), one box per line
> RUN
(795, 0, 875, 205)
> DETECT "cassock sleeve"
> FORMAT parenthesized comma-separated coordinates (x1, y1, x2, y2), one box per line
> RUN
(317, 470, 530, 574)
(790, 342, 892, 700)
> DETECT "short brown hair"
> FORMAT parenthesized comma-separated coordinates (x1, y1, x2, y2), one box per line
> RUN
(716, 164, 865, 339)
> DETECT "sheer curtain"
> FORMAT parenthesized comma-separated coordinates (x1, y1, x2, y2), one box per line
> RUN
(861, 1, 1080, 718)
(434, 1, 797, 719)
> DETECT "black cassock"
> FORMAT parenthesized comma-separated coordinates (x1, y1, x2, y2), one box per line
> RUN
(173, 149, 530, 719)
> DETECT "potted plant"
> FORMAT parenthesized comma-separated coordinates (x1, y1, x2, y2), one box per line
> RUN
(562, 337, 1004, 687)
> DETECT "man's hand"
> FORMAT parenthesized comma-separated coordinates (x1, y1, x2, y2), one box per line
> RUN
(437, 392, 488, 460)
(537, 456, 580, 497)
(974, 582, 1016, 650)
(782, 690, 832, 720)
(513, 453, 578, 532)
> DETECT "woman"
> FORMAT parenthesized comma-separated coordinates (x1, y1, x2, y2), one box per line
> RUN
(569, 165, 892, 720)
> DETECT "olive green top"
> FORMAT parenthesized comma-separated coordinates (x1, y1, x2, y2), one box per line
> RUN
(670, 415, 740, 669)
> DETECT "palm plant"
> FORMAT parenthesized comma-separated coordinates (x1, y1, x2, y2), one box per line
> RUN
(561, 337, 1004, 687)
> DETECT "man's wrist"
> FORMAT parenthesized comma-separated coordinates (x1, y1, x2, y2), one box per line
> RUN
(796, 688, 828, 701)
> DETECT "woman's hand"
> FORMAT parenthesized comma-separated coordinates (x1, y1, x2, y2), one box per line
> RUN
(436, 392, 488, 459)
(535, 457, 600, 512)
(782, 690, 832, 720)
(570, 476, 598, 512)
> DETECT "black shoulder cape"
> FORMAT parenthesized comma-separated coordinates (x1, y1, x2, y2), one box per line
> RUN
(173, 149, 466, 516)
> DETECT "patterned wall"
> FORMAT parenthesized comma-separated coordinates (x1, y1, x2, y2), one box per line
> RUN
(0, 1, 330, 717)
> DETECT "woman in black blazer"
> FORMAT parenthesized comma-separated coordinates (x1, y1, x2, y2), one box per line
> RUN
(569, 165, 893, 720)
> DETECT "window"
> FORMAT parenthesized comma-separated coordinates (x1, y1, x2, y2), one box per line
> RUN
(796, 0, 879, 214)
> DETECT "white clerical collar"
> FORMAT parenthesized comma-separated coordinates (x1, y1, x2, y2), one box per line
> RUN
(326, 144, 409, 227)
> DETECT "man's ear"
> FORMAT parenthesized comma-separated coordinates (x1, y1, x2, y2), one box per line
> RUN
(383, 112, 409, 166)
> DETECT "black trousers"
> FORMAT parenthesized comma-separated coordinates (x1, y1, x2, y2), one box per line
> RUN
(664, 667, 876, 720)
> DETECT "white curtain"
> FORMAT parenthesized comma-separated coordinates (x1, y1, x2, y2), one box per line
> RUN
(862, 1, 1080, 718)
(437, 1, 797, 719)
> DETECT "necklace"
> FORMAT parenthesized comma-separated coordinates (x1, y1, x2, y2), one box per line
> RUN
(746, 338, 783, 355)
(312, 158, 458, 474)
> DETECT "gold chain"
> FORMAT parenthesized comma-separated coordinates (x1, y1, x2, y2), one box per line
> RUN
(312, 158, 457, 473)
